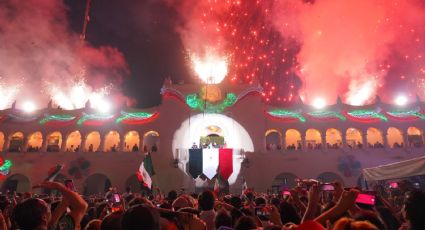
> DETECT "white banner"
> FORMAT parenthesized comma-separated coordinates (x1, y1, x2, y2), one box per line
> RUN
(202, 149, 219, 179)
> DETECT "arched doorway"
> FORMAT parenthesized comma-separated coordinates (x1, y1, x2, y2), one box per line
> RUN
(407, 127, 423, 147)
(27, 131, 43, 152)
(305, 129, 322, 150)
(2, 174, 31, 192)
(317, 172, 344, 185)
(125, 175, 142, 193)
(346, 128, 363, 149)
(124, 131, 140, 152)
(0, 132, 4, 152)
(285, 129, 301, 150)
(271, 172, 298, 193)
(83, 173, 112, 195)
(85, 131, 100, 152)
(387, 127, 404, 148)
(143, 131, 160, 153)
(367, 127, 384, 148)
(65, 131, 82, 152)
(46, 131, 62, 152)
(326, 128, 342, 149)
(265, 129, 282, 150)
(8, 132, 24, 152)
(104, 131, 120, 152)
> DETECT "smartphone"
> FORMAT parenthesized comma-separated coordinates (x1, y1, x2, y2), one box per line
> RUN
(355, 193, 376, 205)
(113, 193, 121, 204)
(64, 179, 76, 191)
(389, 182, 398, 189)
(320, 183, 335, 191)
(255, 206, 270, 220)
(282, 190, 291, 198)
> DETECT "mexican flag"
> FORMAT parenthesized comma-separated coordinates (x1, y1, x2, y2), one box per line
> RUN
(188, 148, 233, 180)
(136, 153, 155, 189)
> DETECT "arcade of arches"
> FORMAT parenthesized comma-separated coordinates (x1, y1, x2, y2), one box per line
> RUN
(0, 130, 159, 153)
(265, 126, 424, 150)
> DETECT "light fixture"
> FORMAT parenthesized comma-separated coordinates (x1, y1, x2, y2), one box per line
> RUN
(395, 95, 407, 106)
(312, 97, 326, 109)
(22, 101, 36, 113)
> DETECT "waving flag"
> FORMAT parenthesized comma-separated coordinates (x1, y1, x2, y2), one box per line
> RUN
(137, 160, 152, 189)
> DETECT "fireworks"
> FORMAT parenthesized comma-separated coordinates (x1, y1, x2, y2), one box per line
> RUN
(173, 0, 425, 105)
(0, 81, 21, 110)
(191, 51, 228, 84)
(46, 79, 111, 111)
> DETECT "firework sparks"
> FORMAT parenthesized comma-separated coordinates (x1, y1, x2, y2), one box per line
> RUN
(191, 51, 228, 84)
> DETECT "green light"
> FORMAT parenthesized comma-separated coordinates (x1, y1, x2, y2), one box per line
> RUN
(268, 109, 306, 122)
(115, 111, 154, 123)
(77, 113, 114, 125)
(39, 114, 76, 125)
(185, 93, 237, 113)
(307, 111, 346, 121)
(387, 108, 425, 120)
(347, 110, 388, 121)
(0, 160, 12, 171)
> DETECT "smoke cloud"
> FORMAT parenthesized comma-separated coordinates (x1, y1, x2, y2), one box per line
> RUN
(271, 0, 425, 105)
(0, 0, 130, 110)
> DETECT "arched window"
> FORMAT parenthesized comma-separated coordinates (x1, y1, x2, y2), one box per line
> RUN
(271, 173, 298, 193)
(317, 172, 344, 185)
(65, 131, 82, 152)
(387, 127, 404, 148)
(285, 129, 301, 150)
(305, 129, 322, 150)
(27, 132, 43, 152)
(326, 128, 342, 149)
(8, 132, 24, 152)
(367, 127, 384, 148)
(85, 131, 100, 152)
(407, 127, 423, 147)
(0, 132, 4, 152)
(346, 128, 363, 149)
(143, 131, 160, 153)
(124, 131, 140, 152)
(265, 129, 282, 150)
(104, 131, 120, 152)
(46, 131, 62, 152)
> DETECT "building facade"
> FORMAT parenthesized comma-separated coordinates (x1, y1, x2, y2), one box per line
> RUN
(1, 81, 424, 194)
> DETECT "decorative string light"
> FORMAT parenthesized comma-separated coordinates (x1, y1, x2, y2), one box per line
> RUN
(115, 111, 159, 124)
(39, 114, 76, 125)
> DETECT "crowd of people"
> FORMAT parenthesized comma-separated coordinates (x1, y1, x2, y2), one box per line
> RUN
(0, 179, 424, 230)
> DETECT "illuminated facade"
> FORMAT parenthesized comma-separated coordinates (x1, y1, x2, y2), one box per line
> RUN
(1, 80, 425, 193)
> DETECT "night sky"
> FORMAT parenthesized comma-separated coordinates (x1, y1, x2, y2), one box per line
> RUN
(65, 0, 192, 108)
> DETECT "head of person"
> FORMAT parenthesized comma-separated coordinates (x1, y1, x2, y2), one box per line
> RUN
(85, 219, 101, 230)
(403, 190, 425, 229)
(229, 196, 242, 210)
(172, 196, 192, 211)
(100, 210, 123, 230)
(353, 210, 386, 230)
(198, 190, 215, 211)
(214, 210, 232, 229)
(121, 204, 160, 230)
(167, 190, 178, 202)
(234, 216, 257, 230)
(12, 198, 51, 230)
(333, 217, 378, 230)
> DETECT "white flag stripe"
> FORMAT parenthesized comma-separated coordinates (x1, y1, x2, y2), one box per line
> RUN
(139, 161, 152, 189)
(202, 149, 219, 179)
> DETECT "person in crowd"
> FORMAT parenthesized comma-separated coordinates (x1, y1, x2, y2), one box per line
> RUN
(199, 190, 216, 230)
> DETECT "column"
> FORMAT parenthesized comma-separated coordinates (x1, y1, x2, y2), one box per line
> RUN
(79, 132, 86, 153)
(300, 135, 306, 150)
(341, 132, 347, 149)
(119, 135, 126, 152)
(362, 134, 368, 149)
(60, 139, 67, 152)
(321, 136, 327, 150)
(98, 132, 105, 152)
(41, 133, 48, 152)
